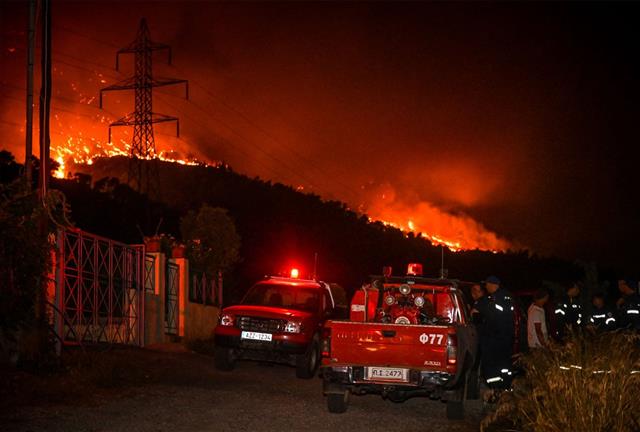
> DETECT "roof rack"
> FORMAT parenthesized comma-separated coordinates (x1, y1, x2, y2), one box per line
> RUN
(266, 275, 320, 283)
(369, 275, 459, 287)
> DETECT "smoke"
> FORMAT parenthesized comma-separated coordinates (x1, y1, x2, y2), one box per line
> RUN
(3, 2, 638, 268)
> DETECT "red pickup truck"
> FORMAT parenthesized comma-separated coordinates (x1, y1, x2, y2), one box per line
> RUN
(214, 275, 344, 378)
(320, 266, 478, 419)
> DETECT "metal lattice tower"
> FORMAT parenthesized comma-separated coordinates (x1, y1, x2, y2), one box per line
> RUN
(100, 18, 188, 194)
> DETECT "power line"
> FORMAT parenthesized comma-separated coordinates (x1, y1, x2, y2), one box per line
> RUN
(173, 68, 363, 202)
(51, 24, 363, 203)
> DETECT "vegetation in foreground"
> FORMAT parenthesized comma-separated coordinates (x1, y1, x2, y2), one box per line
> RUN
(482, 331, 640, 432)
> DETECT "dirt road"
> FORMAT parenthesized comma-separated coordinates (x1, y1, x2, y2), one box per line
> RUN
(2, 347, 482, 432)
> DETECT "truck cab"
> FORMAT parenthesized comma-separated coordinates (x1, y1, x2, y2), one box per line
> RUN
(320, 264, 478, 419)
(214, 275, 341, 378)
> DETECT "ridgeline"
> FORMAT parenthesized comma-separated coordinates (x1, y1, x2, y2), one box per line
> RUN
(49, 156, 585, 301)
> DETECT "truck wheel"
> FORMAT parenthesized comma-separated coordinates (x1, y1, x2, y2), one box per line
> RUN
(466, 367, 481, 400)
(295, 338, 319, 379)
(327, 391, 350, 414)
(214, 347, 235, 371)
(446, 400, 464, 420)
(446, 369, 468, 420)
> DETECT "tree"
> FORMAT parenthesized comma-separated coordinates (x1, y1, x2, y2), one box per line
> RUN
(0, 178, 51, 364)
(180, 205, 241, 274)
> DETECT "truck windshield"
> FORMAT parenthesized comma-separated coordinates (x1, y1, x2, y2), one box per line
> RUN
(242, 283, 320, 312)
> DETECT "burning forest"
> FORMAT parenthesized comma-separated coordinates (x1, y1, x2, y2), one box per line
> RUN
(2, 2, 638, 270)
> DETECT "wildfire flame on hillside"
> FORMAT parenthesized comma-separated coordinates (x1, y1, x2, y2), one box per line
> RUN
(52, 131, 511, 254)
(52, 137, 205, 180)
(362, 185, 511, 253)
(20, 68, 509, 255)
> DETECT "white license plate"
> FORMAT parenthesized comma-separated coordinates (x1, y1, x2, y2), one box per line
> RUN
(241, 331, 273, 342)
(365, 367, 409, 382)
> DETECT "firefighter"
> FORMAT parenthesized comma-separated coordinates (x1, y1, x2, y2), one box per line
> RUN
(470, 283, 487, 321)
(470, 283, 488, 376)
(587, 293, 616, 331)
(474, 276, 515, 390)
(553, 282, 583, 341)
(616, 279, 640, 331)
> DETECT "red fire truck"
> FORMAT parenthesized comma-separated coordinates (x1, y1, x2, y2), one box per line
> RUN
(214, 271, 344, 378)
(320, 264, 479, 419)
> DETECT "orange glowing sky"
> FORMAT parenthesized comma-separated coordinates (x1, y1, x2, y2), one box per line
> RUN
(1, 2, 639, 269)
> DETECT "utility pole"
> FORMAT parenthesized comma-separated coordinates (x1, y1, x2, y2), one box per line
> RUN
(100, 18, 188, 195)
(25, 0, 36, 186)
(35, 0, 52, 359)
(38, 0, 52, 202)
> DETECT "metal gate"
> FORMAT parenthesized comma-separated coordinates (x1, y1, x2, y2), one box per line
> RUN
(165, 262, 179, 335)
(54, 228, 144, 346)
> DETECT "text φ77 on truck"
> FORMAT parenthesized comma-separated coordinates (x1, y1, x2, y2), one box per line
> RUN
(320, 264, 479, 420)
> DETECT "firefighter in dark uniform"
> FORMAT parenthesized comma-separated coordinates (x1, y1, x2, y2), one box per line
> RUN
(470, 283, 488, 374)
(473, 276, 514, 390)
(586, 293, 616, 331)
(617, 279, 640, 331)
(554, 282, 583, 340)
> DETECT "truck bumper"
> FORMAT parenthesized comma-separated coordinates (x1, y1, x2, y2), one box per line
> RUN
(322, 365, 454, 398)
(215, 334, 308, 364)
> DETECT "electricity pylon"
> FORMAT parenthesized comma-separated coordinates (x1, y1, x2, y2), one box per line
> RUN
(100, 18, 188, 194)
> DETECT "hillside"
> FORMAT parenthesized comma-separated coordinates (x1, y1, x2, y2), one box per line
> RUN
(49, 156, 585, 301)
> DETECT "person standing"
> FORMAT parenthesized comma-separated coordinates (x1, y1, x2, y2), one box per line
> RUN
(587, 293, 616, 331)
(470, 283, 488, 326)
(469, 283, 488, 378)
(616, 279, 640, 331)
(527, 289, 550, 348)
(475, 276, 515, 390)
(553, 282, 583, 340)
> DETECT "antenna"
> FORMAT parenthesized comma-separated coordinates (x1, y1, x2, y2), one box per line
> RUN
(312, 252, 318, 280)
(439, 245, 448, 279)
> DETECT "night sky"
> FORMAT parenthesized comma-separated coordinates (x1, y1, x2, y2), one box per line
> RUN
(1, 2, 639, 274)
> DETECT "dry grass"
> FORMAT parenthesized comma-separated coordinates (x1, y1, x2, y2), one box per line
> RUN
(482, 331, 640, 432)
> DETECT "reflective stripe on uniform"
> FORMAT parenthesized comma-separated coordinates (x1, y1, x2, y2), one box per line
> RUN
(592, 314, 606, 319)
(555, 309, 565, 315)
(486, 377, 503, 383)
(627, 309, 640, 315)
(605, 318, 616, 325)
(494, 304, 504, 312)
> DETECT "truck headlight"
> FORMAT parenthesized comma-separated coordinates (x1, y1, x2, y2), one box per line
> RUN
(284, 320, 302, 333)
(219, 313, 234, 326)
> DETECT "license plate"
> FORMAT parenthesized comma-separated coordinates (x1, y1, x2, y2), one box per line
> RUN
(365, 367, 409, 382)
(241, 331, 272, 342)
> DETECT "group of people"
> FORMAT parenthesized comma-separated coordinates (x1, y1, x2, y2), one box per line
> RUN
(469, 276, 640, 391)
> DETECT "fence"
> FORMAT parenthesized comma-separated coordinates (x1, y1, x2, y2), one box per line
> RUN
(189, 269, 223, 307)
(53, 228, 144, 347)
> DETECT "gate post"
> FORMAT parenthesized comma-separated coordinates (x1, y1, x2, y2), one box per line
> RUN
(54, 228, 64, 355)
(172, 257, 189, 338)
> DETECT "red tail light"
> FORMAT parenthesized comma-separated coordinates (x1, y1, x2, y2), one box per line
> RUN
(321, 327, 331, 358)
(446, 334, 457, 366)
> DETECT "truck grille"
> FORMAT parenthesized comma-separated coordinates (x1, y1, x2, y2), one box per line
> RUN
(237, 316, 286, 333)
